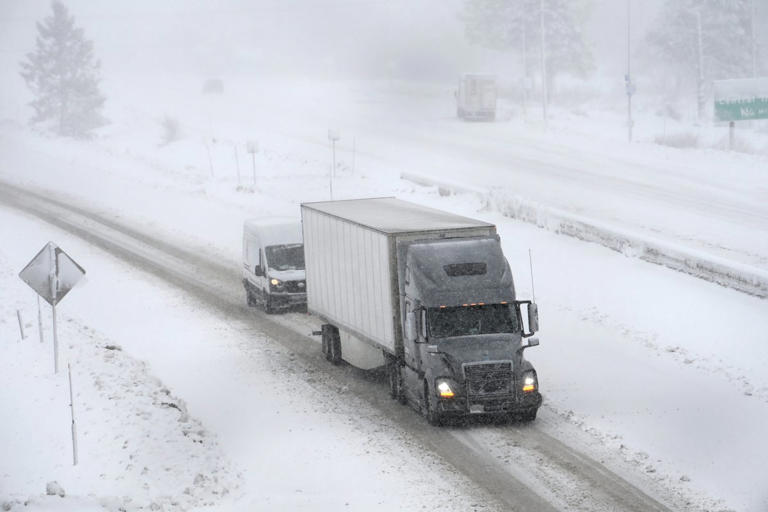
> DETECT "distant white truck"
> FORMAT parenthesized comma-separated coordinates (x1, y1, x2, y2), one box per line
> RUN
(242, 218, 306, 313)
(301, 198, 541, 425)
(456, 73, 497, 121)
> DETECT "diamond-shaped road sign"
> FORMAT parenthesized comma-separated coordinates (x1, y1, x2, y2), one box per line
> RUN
(19, 242, 85, 306)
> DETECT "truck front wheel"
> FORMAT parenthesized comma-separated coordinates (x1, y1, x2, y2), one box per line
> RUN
(423, 381, 443, 426)
(519, 408, 538, 422)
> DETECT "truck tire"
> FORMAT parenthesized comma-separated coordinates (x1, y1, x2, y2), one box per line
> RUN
(387, 358, 405, 404)
(246, 289, 256, 307)
(329, 329, 341, 365)
(423, 381, 443, 426)
(321, 324, 331, 361)
(520, 408, 537, 422)
(322, 324, 342, 365)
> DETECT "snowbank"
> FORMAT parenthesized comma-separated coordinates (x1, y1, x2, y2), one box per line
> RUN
(401, 171, 768, 298)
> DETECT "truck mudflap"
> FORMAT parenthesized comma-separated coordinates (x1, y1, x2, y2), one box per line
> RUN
(437, 392, 542, 416)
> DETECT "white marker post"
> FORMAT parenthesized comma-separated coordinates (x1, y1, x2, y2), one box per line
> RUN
(68, 363, 78, 465)
(327, 129, 340, 200)
(16, 309, 25, 339)
(246, 140, 258, 187)
(233, 144, 241, 186)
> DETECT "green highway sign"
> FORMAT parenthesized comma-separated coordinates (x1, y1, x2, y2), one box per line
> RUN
(714, 78, 768, 122)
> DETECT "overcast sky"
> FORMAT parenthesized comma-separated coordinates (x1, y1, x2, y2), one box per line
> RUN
(1, 0, 665, 88)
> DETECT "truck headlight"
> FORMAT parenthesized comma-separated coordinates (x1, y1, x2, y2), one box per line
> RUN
(270, 278, 283, 290)
(522, 371, 537, 393)
(435, 378, 455, 398)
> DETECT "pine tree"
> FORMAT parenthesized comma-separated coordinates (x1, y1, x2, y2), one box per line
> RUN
(461, 0, 594, 100)
(20, 1, 106, 138)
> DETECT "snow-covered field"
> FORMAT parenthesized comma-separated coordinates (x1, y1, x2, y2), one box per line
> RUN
(1, 75, 768, 511)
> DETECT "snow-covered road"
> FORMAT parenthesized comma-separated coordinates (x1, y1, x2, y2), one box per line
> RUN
(1, 76, 767, 511)
(0, 181, 681, 512)
(2, 127, 767, 509)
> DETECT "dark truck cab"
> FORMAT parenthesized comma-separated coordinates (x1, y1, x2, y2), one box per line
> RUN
(395, 236, 542, 424)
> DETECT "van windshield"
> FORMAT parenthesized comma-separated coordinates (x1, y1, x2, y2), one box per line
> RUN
(266, 244, 305, 271)
(427, 304, 518, 338)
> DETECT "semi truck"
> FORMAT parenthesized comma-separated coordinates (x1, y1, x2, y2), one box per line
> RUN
(455, 73, 497, 121)
(301, 198, 542, 424)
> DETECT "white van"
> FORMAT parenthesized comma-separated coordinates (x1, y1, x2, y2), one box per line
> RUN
(242, 218, 306, 313)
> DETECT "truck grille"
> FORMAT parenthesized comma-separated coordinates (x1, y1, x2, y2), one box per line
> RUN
(463, 361, 513, 397)
(283, 280, 306, 293)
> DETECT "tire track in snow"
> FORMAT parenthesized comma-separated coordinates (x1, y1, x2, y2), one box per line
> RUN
(0, 180, 680, 512)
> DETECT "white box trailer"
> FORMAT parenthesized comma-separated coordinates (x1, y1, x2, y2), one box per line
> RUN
(301, 198, 496, 368)
(456, 73, 497, 121)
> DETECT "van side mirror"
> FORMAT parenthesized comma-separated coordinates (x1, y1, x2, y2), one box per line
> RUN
(405, 311, 417, 342)
(254, 265, 264, 277)
(527, 302, 539, 334)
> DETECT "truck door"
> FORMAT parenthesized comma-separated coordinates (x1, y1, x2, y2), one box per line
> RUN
(402, 298, 422, 400)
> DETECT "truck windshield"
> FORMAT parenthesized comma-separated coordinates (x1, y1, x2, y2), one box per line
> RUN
(266, 244, 305, 271)
(427, 304, 518, 338)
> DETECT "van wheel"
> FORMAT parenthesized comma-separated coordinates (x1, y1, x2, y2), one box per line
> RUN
(423, 381, 443, 426)
(246, 290, 256, 307)
(264, 297, 275, 314)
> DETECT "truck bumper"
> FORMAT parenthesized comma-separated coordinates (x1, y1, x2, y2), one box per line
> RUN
(437, 392, 542, 416)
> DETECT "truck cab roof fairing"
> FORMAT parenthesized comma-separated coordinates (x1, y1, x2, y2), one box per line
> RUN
(402, 237, 515, 307)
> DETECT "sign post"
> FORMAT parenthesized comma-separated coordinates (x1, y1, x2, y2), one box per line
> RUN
(714, 78, 768, 150)
(19, 242, 85, 374)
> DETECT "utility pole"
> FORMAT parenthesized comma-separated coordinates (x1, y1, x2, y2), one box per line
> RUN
(752, 0, 758, 78)
(627, 0, 632, 140)
(522, 22, 529, 119)
(539, 0, 548, 123)
(696, 10, 705, 121)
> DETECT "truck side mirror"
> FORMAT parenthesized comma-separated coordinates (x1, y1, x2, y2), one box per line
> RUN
(254, 265, 264, 277)
(405, 311, 417, 342)
(527, 303, 539, 334)
(517, 336, 539, 354)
